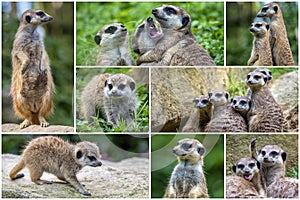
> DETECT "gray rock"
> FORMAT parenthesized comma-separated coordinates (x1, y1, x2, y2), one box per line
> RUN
(2, 124, 74, 132)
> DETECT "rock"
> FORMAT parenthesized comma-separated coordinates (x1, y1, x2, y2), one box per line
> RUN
(151, 68, 228, 132)
(2, 154, 149, 198)
(2, 124, 74, 132)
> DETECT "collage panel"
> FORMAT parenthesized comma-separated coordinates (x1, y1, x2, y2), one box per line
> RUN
(2, 134, 149, 198)
(226, 2, 298, 66)
(151, 134, 224, 198)
(151, 67, 298, 133)
(2, 2, 74, 132)
(226, 134, 298, 198)
(76, 1, 224, 67)
(76, 68, 149, 132)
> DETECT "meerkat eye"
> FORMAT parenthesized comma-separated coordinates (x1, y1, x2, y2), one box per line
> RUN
(182, 143, 192, 150)
(118, 84, 126, 90)
(248, 162, 255, 168)
(237, 164, 244, 169)
(240, 100, 246, 106)
(120, 24, 125, 28)
(255, 24, 262, 28)
(36, 11, 45, 17)
(215, 93, 222, 98)
(262, 7, 268, 12)
(232, 100, 237, 105)
(254, 75, 261, 80)
(108, 83, 113, 90)
(88, 156, 97, 161)
(270, 151, 279, 157)
(164, 7, 177, 15)
(105, 26, 117, 34)
(261, 150, 266, 156)
(201, 99, 209, 104)
(247, 74, 251, 80)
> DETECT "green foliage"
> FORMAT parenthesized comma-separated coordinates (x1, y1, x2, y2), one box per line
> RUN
(76, 68, 149, 132)
(286, 165, 298, 179)
(76, 2, 224, 66)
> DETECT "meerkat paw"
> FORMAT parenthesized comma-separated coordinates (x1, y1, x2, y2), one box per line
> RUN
(20, 119, 31, 129)
(79, 190, 91, 196)
(39, 117, 49, 127)
(34, 179, 52, 185)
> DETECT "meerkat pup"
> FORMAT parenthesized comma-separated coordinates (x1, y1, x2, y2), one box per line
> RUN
(9, 136, 102, 196)
(80, 73, 137, 127)
(94, 23, 134, 66)
(257, 2, 295, 66)
(248, 21, 273, 66)
(182, 95, 212, 132)
(231, 96, 251, 121)
(136, 5, 215, 66)
(232, 157, 266, 196)
(164, 138, 208, 198)
(204, 90, 247, 132)
(246, 71, 284, 132)
(11, 9, 55, 129)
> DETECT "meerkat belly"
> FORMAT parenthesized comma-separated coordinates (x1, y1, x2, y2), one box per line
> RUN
(173, 168, 202, 196)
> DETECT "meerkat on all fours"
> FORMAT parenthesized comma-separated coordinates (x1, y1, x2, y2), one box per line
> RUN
(11, 9, 55, 129)
(246, 71, 284, 132)
(94, 23, 134, 66)
(204, 90, 247, 132)
(9, 136, 102, 196)
(136, 5, 216, 66)
(164, 138, 208, 198)
(257, 2, 295, 66)
(248, 21, 273, 66)
(182, 95, 212, 132)
(80, 73, 137, 127)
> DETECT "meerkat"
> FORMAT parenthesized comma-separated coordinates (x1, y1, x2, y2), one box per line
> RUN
(94, 23, 134, 66)
(250, 139, 286, 187)
(11, 9, 55, 129)
(164, 138, 208, 198)
(246, 71, 284, 132)
(257, 2, 295, 66)
(182, 95, 212, 132)
(136, 5, 216, 66)
(80, 73, 137, 128)
(232, 157, 266, 196)
(226, 175, 260, 198)
(246, 68, 272, 98)
(204, 90, 247, 132)
(9, 136, 102, 196)
(247, 21, 273, 66)
(231, 96, 251, 121)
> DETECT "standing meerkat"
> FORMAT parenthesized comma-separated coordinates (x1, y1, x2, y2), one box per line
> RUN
(11, 9, 55, 129)
(246, 71, 284, 132)
(204, 90, 247, 132)
(182, 95, 212, 132)
(257, 2, 295, 66)
(136, 5, 215, 66)
(94, 23, 134, 66)
(246, 68, 272, 98)
(232, 157, 266, 197)
(80, 73, 137, 127)
(9, 136, 102, 196)
(231, 96, 251, 121)
(164, 138, 208, 198)
(247, 21, 273, 66)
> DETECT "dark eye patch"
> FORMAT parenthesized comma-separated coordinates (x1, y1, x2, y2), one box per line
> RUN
(237, 164, 244, 169)
(262, 7, 268, 12)
(270, 151, 279, 157)
(248, 162, 255, 168)
(181, 143, 192, 150)
(105, 26, 117, 34)
(261, 150, 266, 156)
(254, 75, 261, 80)
(215, 93, 222, 98)
(240, 100, 246, 106)
(247, 74, 251, 80)
(108, 83, 113, 90)
(36, 11, 45, 17)
(232, 100, 237, 105)
(201, 99, 209, 104)
(88, 156, 97, 161)
(118, 84, 125, 90)
(164, 7, 177, 15)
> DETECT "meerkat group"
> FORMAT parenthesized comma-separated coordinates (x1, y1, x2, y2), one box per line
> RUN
(248, 2, 295, 66)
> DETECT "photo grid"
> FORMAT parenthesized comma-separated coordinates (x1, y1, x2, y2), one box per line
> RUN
(1, 1, 299, 199)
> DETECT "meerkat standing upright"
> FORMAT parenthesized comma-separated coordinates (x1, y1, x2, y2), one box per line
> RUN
(11, 9, 55, 129)
(257, 2, 295, 66)
(80, 73, 137, 127)
(247, 21, 273, 66)
(9, 136, 102, 196)
(94, 23, 134, 66)
(164, 138, 208, 198)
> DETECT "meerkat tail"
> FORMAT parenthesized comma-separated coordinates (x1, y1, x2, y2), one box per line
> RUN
(9, 159, 25, 180)
(250, 138, 257, 159)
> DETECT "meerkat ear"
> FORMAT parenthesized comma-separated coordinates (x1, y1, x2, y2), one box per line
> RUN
(266, 24, 270, 30)
(129, 82, 135, 91)
(281, 152, 287, 162)
(197, 146, 205, 156)
(94, 35, 102, 45)
(25, 15, 31, 23)
(232, 165, 237, 173)
(76, 150, 83, 159)
(181, 16, 190, 28)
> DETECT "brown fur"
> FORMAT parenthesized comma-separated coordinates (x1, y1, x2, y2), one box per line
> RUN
(226, 176, 260, 198)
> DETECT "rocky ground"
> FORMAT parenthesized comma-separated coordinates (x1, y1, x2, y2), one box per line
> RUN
(2, 124, 74, 132)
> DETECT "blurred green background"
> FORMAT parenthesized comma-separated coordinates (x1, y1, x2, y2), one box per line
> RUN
(151, 134, 224, 198)
(2, 134, 149, 162)
(76, 2, 224, 66)
(76, 68, 149, 132)
(2, 2, 74, 126)
(226, 2, 298, 66)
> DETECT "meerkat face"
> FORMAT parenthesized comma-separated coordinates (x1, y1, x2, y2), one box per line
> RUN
(249, 21, 269, 37)
(152, 5, 191, 31)
(257, 145, 287, 167)
(173, 138, 205, 164)
(75, 141, 102, 167)
(233, 157, 260, 181)
(94, 23, 128, 47)
(104, 74, 136, 99)
(21, 9, 53, 26)
(208, 90, 230, 106)
(254, 68, 272, 82)
(132, 17, 164, 55)
(257, 3, 280, 18)
(246, 71, 268, 88)
(231, 96, 251, 113)
(193, 95, 211, 109)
